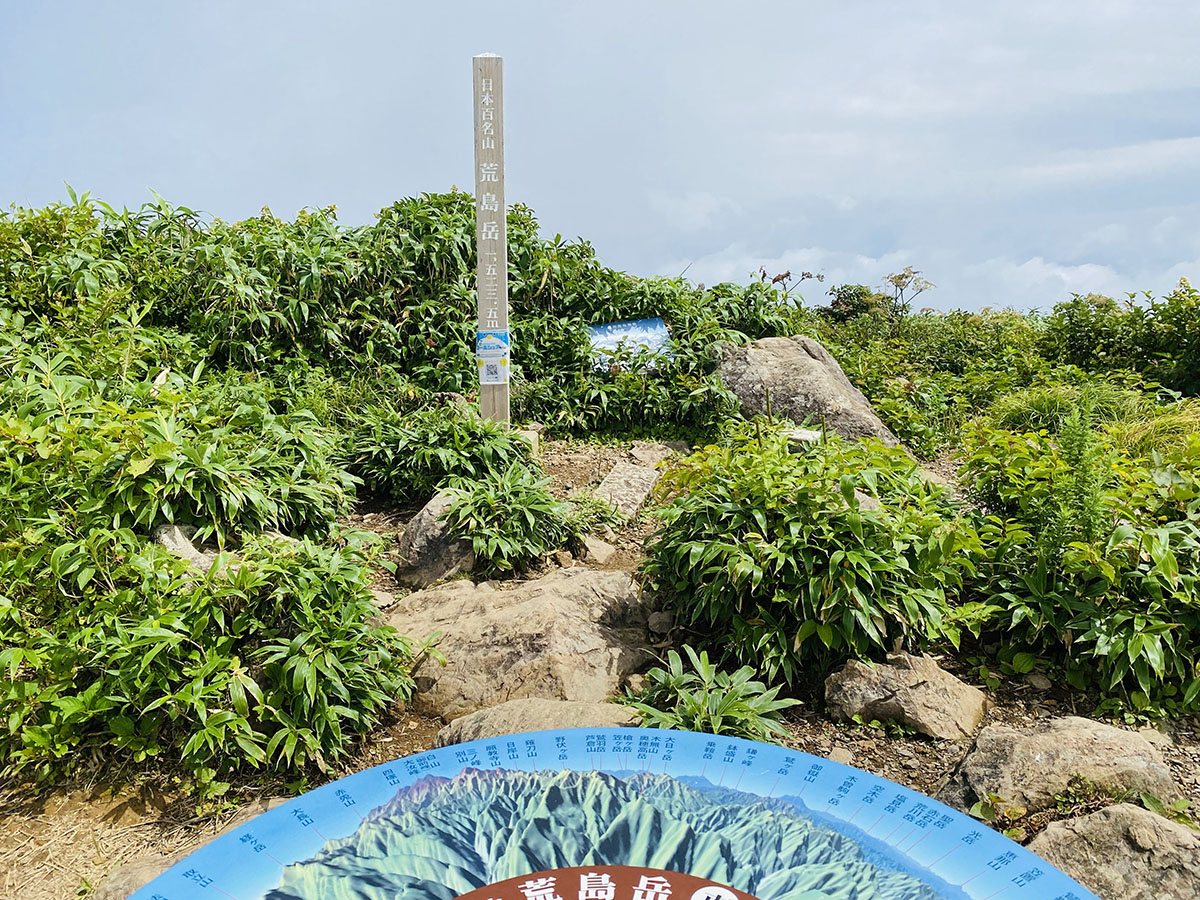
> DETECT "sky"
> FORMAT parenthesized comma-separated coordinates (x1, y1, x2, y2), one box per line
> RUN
(2, 1, 1198, 312)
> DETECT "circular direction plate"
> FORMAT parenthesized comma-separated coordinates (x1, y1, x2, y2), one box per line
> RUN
(130, 728, 1100, 900)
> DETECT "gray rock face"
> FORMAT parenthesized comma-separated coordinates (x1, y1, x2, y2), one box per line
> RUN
(825, 652, 989, 741)
(718, 336, 899, 445)
(152, 523, 222, 575)
(385, 568, 652, 721)
(94, 797, 288, 899)
(583, 534, 617, 565)
(434, 698, 638, 747)
(647, 610, 674, 634)
(593, 461, 660, 520)
(1028, 803, 1200, 900)
(629, 440, 675, 467)
(394, 491, 474, 589)
(938, 717, 1178, 814)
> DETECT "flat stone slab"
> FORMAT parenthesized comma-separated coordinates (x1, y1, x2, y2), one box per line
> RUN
(385, 568, 652, 720)
(938, 716, 1178, 814)
(434, 698, 638, 747)
(629, 441, 675, 467)
(594, 461, 660, 520)
(1028, 803, 1200, 900)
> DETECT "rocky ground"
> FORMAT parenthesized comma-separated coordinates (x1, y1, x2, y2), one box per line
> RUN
(3, 435, 1199, 900)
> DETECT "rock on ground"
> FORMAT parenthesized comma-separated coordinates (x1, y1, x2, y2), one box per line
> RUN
(393, 491, 474, 589)
(385, 568, 652, 721)
(938, 716, 1178, 814)
(824, 652, 989, 741)
(629, 441, 676, 467)
(152, 524, 223, 575)
(583, 535, 617, 565)
(718, 335, 899, 445)
(647, 611, 674, 634)
(828, 746, 855, 766)
(93, 797, 288, 900)
(1028, 803, 1200, 900)
(593, 461, 660, 520)
(434, 698, 639, 747)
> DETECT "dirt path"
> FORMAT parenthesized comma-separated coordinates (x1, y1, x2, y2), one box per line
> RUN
(0, 711, 442, 900)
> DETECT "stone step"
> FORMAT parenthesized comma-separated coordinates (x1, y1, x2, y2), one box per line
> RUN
(594, 460, 660, 520)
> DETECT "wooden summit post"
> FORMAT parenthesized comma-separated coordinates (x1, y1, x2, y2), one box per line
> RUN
(473, 53, 510, 423)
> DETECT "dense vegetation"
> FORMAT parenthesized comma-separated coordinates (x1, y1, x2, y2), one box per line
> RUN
(1, 189, 1198, 791)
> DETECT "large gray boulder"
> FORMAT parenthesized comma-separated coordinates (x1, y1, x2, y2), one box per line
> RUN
(434, 698, 638, 747)
(824, 652, 989, 741)
(385, 568, 652, 721)
(718, 336, 899, 445)
(1028, 803, 1200, 900)
(393, 491, 474, 588)
(938, 716, 1178, 814)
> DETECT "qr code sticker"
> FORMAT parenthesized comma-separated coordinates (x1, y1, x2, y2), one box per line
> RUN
(480, 360, 507, 384)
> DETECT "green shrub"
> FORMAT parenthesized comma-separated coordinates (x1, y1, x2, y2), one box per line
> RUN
(821, 283, 896, 322)
(816, 309, 1050, 452)
(643, 422, 972, 684)
(442, 465, 576, 574)
(0, 329, 413, 787)
(620, 646, 800, 742)
(0, 532, 416, 788)
(0, 353, 353, 547)
(968, 516, 1200, 716)
(1041, 282, 1200, 395)
(346, 406, 531, 505)
(958, 413, 1200, 714)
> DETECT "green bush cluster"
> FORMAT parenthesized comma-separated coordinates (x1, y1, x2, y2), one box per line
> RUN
(959, 411, 1200, 714)
(646, 410, 1200, 718)
(0, 327, 414, 788)
(1041, 283, 1200, 395)
(643, 422, 972, 686)
(442, 465, 577, 575)
(347, 405, 532, 505)
(0, 534, 413, 791)
(809, 309, 1047, 456)
(0, 191, 809, 440)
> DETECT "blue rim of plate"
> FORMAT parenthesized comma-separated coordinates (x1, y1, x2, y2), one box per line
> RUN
(129, 727, 1100, 900)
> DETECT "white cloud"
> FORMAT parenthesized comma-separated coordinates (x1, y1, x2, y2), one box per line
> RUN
(647, 190, 743, 233)
(961, 257, 1128, 308)
(1012, 137, 1200, 187)
(4, 0, 1200, 317)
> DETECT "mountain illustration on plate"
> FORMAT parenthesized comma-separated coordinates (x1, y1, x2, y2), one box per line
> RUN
(264, 768, 970, 900)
